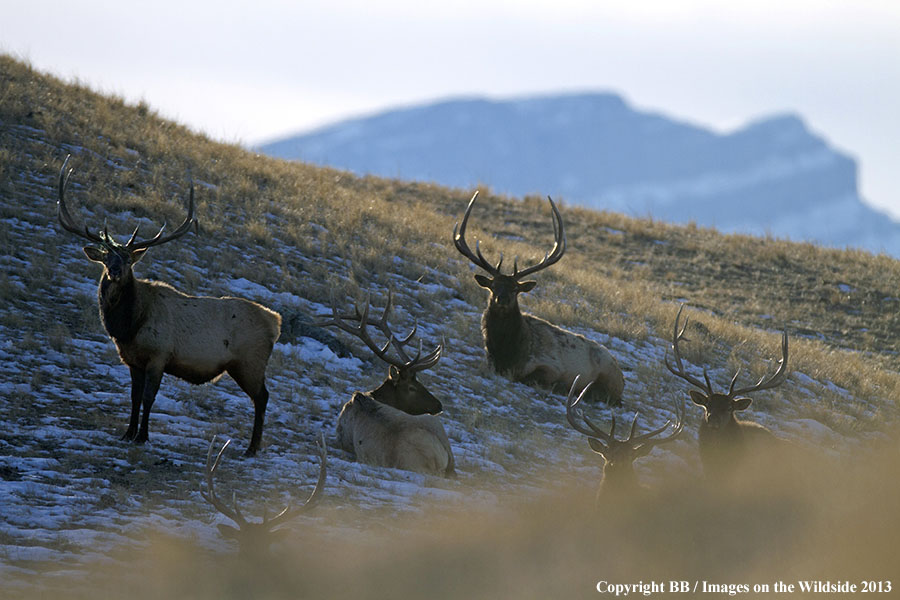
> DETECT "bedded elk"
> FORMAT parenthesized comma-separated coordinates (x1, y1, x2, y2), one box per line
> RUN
(316, 291, 456, 477)
(56, 156, 281, 456)
(664, 304, 789, 479)
(202, 435, 327, 555)
(566, 375, 684, 498)
(453, 192, 624, 405)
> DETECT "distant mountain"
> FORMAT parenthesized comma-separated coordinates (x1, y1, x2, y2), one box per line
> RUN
(259, 93, 900, 255)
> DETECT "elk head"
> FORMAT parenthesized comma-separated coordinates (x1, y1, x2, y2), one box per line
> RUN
(202, 435, 327, 555)
(664, 304, 789, 430)
(566, 375, 683, 491)
(57, 155, 197, 281)
(315, 290, 444, 415)
(453, 191, 565, 314)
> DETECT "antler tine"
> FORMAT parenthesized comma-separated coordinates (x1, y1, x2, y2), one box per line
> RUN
(630, 398, 685, 448)
(125, 224, 141, 248)
(453, 191, 502, 277)
(731, 329, 789, 397)
(664, 304, 715, 395)
(316, 290, 444, 373)
(405, 338, 443, 375)
(626, 414, 639, 442)
(565, 376, 614, 446)
(512, 195, 567, 279)
(128, 184, 197, 250)
(264, 432, 328, 530)
(201, 437, 247, 527)
(56, 155, 107, 244)
(361, 291, 441, 372)
(231, 490, 248, 525)
(727, 368, 742, 397)
(315, 293, 406, 368)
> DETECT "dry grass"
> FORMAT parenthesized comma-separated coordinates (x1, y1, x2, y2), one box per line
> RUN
(3, 53, 900, 415)
(11, 436, 899, 600)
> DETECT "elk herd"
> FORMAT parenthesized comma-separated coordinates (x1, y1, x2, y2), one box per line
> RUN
(53, 156, 795, 549)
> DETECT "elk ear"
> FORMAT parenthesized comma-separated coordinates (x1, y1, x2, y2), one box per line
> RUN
(688, 390, 709, 407)
(474, 274, 492, 289)
(518, 280, 537, 293)
(130, 247, 148, 264)
(733, 397, 753, 411)
(83, 246, 106, 263)
(217, 524, 241, 540)
(388, 365, 401, 381)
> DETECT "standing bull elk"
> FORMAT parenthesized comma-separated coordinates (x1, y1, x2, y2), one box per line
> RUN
(316, 291, 456, 477)
(453, 191, 624, 404)
(566, 375, 683, 499)
(56, 156, 281, 456)
(664, 304, 789, 478)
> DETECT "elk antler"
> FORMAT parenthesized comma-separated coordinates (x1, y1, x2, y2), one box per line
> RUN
(729, 330, 789, 397)
(664, 304, 715, 395)
(201, 434, 327, 537)
(566, 375, 684, 453)
(315, 290, 442, 375)
(664, 304, 789, 399)
(453, 191, 566, 280)
(57, 155, 107, 245)
(565, 375, 618, 447)
(55, 154, 197, 249)
(126, 184, 197, 250)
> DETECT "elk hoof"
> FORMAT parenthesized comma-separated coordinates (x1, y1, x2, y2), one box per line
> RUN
(120, 429, 137, 441)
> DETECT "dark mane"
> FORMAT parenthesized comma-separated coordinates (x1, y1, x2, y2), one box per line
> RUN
(99, 275, 143, 343)
(481, 307, 529, 373)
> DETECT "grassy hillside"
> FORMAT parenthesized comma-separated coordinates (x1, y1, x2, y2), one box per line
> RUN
(1, 55, 898, 597)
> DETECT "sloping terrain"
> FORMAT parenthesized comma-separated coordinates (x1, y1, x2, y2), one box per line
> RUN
(260, 93, 900, 255)
(1, 57, 898, 597)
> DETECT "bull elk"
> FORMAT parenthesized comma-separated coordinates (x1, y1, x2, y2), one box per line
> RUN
(202, 435, 327, 555)
(664, 304, 789, 479)
(316, 291, 455, 477)
(566, 375, 684, 498)
(56, 156, 281, 456)
(453, 192, 624, 405)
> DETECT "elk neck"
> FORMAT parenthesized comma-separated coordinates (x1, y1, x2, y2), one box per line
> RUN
(98, 271, 144, 343)
(600, 460, 640, 494)
(482, 299, 530, 372)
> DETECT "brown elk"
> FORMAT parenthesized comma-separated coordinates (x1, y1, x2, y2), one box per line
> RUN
(202, 435, 327, 555)
(664, 304, 789, 479)
(316, 291, 456, 477)
(453, 191, 624, 405)
(565, 375, 684, 498)
(56, 156, 281, 456)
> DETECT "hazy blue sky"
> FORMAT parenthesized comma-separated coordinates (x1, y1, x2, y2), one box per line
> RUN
(3, 1, 898, 217)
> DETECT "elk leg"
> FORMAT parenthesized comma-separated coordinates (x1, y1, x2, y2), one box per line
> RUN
(134, 366, 164, 445)
(246, 384, 269, 457)
(122, 366, 145, 441)
(227, 365, 268, 457)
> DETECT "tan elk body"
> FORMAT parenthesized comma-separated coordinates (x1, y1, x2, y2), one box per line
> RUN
(318, 291, 456, 477)
(337, 392, 454, 477)
(56, 157, 281, 455)
(454, 192, 624, 404)
(665, 305, 789, 479)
